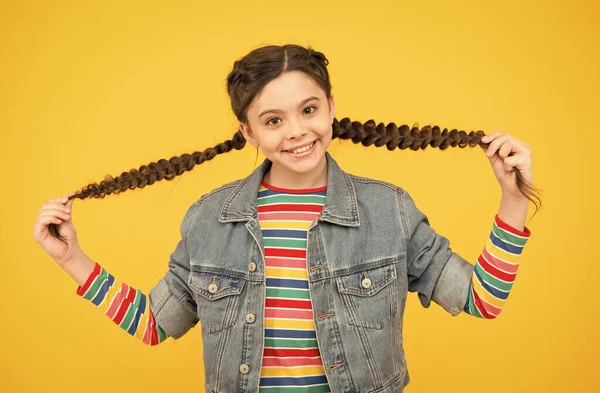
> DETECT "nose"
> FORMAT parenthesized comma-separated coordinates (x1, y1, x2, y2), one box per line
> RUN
(287, 118, 307, 139)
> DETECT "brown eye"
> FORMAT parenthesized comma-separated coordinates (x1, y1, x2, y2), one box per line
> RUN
(267, 118, 281, 126)
(304, 106, 316, 114)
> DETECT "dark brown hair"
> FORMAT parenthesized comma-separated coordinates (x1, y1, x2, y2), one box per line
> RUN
(48, 44, 542, 245)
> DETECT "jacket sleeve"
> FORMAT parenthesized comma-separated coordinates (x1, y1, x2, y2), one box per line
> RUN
(147, 200, 201, 339)
(76, 200, 201, 342)
(398, 189, 474, 316)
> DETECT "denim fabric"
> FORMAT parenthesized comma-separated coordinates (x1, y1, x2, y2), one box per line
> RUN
(148, 151, 474, 393)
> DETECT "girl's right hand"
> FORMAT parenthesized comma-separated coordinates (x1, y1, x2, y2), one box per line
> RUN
(33, 193, 81, 266)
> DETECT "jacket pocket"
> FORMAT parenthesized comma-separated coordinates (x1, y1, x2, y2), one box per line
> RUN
(336, 262, 398, 330)
(188, 270, 246, 334)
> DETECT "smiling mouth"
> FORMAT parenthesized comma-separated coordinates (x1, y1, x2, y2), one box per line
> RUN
(283, 140, 316, 154)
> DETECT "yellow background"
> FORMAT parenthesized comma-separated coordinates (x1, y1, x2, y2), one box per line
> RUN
(1, 0, 598, 392)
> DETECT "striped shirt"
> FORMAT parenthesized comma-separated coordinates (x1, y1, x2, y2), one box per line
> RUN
(463, 214, 531, 317)
(76, 264, 167, 345)
(75, 185, 531, 353)
(257, 180, 331, 393)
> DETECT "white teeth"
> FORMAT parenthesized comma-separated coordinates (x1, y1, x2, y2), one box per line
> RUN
(288, 141, 314, 154)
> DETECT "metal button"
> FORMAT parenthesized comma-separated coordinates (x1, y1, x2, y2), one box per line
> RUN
(248, 262, 257, 272)
(361, 277, 372, 289)
(208, 283, 218, 293)
(245, 313, 255, 323)
(239, 364, 249, 374)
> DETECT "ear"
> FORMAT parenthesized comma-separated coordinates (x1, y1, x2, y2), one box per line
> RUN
(328, 94, 336, 123)
(239, 122, 259, 148)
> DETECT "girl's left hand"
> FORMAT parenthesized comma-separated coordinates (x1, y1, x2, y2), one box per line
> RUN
(480, 132, 533, 199)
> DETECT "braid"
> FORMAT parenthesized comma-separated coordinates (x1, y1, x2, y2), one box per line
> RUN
(49, 118, 541, 245)
(331, 117, 542, 217)
(332, 118, 485, 150)
(47, 131, 246, 241)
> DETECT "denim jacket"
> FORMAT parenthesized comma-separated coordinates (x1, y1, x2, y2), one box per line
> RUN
(148, 151, 474, 393)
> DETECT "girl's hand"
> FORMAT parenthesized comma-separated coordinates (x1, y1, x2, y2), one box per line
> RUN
(481, 132, 533, 199)
(33, 193, 81, 266)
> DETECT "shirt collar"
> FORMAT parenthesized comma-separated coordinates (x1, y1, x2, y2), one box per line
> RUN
(219, 151, 360, 227)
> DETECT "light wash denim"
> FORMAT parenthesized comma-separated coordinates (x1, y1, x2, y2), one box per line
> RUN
(149, 151, 474, 393)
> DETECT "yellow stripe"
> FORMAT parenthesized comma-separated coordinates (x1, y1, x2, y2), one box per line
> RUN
(259, 221, 310, 230)
(485, 238, 520, 264)
(260, 366, 326, 377)
(265, 319, 316, 330)
(472, 274, 505, 308)
(134, 303, 151, 340)
(266, 267, 308, 279)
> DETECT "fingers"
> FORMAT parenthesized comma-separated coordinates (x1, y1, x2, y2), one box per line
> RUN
(40, 202, 71, 215)
(41, 209, 71, 221)
(485, 135, 511, 157)
(483, 133, 529, 158)
(502, 154, 532, 172)
(498, 139, 515, 159)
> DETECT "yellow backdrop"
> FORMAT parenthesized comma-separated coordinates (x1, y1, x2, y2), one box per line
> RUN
(1, 0, 598, 392)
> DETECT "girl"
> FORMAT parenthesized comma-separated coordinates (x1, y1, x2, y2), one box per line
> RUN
(33, 44, 539, 393)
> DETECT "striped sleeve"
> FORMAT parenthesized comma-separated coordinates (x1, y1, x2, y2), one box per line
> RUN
(463, 214, 531, 318)
(75, 262, 168, 345)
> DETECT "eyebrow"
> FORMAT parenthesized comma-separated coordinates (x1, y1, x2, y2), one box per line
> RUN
(258, 96, 320, 118)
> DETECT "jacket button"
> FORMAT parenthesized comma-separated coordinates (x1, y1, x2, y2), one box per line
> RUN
(361, 278, 372, 289)
(248, 262, 257, 272)
(208, 283, 218, 293)
(245, 313, 255, 323)
(239, 364, 249, 374)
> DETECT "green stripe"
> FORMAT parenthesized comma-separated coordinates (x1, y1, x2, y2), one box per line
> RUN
(157, 325, 167, 342)
(475, 263, 513, 292)
(257, 195, 325, 205)
(265, 338, 319, 349)
(119, 289, 143, 330)
(83, 268, 109, 301)
(260, 384, 330, 393)
(264, 238, 307, 248)
(266, 288, 310, 300)
(468, 290, 483, 318)
(492, 223, 528, 246)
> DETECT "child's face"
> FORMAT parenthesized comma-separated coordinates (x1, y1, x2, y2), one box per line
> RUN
(240, 70, 335, 181)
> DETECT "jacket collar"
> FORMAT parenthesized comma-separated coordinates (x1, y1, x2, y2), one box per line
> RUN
(219, 151, 360, 227)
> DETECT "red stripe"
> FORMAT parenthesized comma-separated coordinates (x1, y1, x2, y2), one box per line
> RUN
(477, 254, 516, 282)
(113, 285, 135, 324)
(265, 308, 313, 319)
(149, 312, 158, 345)
(472, 287, 494, 319)
(263, 348, 321, 357)
(106, 283, 127, 319)
(142, 318, 151, 345)
(265, 257, 307, 269)
(262, 180, 327, 194)
(495, 214, 531, 237)
(266, 298, 313, 309)
(265, 248, 306, 259)
(76, 262, 102, 296)
(262, 357, 323, 367)
(481, 247, 519, 274)
(259, 212, 320, 221)
(259, 204, 323, 213)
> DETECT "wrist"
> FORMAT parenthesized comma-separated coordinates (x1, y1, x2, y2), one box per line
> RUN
(500, 192, 529, 205)
(60, 248, 97, 288)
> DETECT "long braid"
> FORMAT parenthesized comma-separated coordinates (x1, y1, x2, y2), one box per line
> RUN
(332, 117, 542, 215)
(50, 118, 541, 244)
